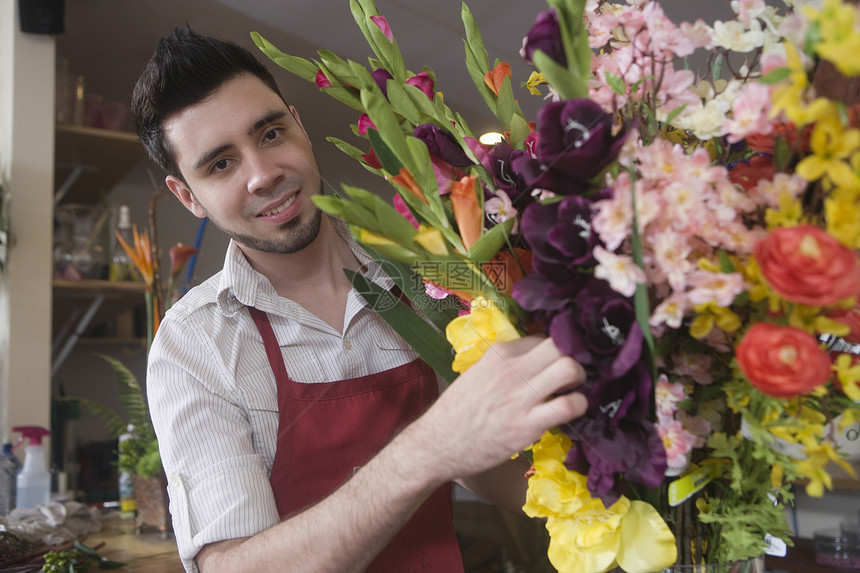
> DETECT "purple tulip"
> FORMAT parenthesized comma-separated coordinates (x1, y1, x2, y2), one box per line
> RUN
(537, 98, 630, 181)
(372, 68, 393, 97)
(564, 413, 667, 503)
(413, 124, 472, 167)
(483, 143, 530, 199)
(521, 195, 602, 268)
(510, 149, 590, 195)
(520, 9, 567, 66)
(406, 72, 435, 100)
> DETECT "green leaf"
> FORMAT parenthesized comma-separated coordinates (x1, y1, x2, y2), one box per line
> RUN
(533, 49, 588, 100)
(386, 80, 422, 125)
(345, 270, 457, 382)
(461, 3, 490, 76)
(341, 184, 418, 244)
(664, 104, 687, 126)
(467, 218, 515, 263)
(495, 74, 521, 132)
(774, 136, 792, 171)
(759, 67, 792, 85)
(367, 129, 404, 174)
(711, 52, 724, 82)
(464, 40, 498, 115)
(250, 33, 318, 82)
(326, 137, 365, 163)
(508, 114, 530, 150)
(321, 87, 365, 112)
(605, 71, 626, 96)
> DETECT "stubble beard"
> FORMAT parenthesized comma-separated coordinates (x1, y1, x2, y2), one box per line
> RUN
(199, 180, 326, 255)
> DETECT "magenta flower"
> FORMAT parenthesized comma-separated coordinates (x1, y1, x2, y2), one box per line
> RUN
(315, 69, 332, 88)
(357, 113, 376, 136)
(371, 15, 394, 43)
(406, 72, 435, 100)
(520, 9, 567, 66)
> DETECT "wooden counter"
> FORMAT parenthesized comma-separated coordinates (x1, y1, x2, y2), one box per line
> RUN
(766, 537, 860, 573)
(81, 518, 184, 573)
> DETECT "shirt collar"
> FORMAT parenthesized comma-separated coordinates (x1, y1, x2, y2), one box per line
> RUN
(214, 216, 395, 317)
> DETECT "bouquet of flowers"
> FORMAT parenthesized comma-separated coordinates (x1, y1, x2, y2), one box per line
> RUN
(254, 0, 860, 571)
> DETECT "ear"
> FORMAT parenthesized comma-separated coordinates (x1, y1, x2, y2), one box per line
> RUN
(289, 106, 312, 147)
(166, 175, 207, 219)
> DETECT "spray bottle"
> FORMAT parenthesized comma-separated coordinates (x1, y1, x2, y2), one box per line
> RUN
(0, 439, 22, 515)
(12, 426, 51, 509)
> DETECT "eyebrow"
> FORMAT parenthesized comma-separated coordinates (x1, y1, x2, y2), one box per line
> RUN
(192, 109, 291, 173)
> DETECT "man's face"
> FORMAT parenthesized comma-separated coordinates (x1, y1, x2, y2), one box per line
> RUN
(163, 73, 323, 255)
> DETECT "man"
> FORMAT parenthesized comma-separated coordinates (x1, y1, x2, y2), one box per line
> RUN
(133, 27, 587, 573)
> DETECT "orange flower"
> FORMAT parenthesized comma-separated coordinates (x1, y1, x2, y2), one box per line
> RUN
(755, 225, 860, 306)
(450, 175, 483, 251)
(736, 322, 831, 397)
(483, 248, 533, 296)
(117, 224, 155, 286)
(484, 62, 512, 96)
(390, 168, 428, 204)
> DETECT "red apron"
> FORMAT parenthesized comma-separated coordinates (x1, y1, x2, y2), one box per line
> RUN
(249, 307, 464, 572)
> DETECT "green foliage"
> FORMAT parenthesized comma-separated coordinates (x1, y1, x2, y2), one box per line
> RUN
(69, 354, 160, 479)
(41, 542, 125, 572)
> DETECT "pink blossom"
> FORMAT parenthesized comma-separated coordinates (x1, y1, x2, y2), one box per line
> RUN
(753, 172, 807, 208)
(677, 410, 712, 448)
(680, 19, 713, 49)
(760, 51, 786, 75)
(370, 15, 393, 43)
(652, 230, 693, 291)
(655, 374, 686, 416)
(725, 82, 773, 143)
(732, 0, 766, 28)
(593, 246, 647, 297)
(686, 270, 745, 307)
(484, 190, 519, 230)
(431, 156, 458, 196)
(425, 282, 450, 300)
(642, 2, 697, 57)
(650, 292, 688, 329)
(658, 418, 697, 471)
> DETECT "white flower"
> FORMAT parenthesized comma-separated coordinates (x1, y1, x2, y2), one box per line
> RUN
(711, 19, 765, 52)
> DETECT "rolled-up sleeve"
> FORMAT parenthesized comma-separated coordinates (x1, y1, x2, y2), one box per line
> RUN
(147, 309, 280, 572)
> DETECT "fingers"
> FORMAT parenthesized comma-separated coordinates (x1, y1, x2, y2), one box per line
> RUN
(531, 392, 588, 429)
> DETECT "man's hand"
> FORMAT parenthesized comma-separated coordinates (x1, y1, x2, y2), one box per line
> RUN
(410, 336, 588, 483)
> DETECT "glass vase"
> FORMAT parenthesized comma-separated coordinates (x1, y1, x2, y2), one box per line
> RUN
(659, 555, 765, 573)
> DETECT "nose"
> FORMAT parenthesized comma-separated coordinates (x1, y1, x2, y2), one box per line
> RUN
(245, 150, 283, 194)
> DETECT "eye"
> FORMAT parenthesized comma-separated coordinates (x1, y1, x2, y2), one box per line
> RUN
(262, 127, 284, 144)
(209, 157, 233, 175)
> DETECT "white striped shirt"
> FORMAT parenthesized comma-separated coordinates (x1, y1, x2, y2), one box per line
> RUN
(147, 234, 419, 572)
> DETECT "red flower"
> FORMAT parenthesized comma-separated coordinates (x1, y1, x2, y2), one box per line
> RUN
(736, 323, 831, 397)
(361, 147, 382, 170)
(728, 155, 776, 191)
(168, 243, 198, 280)
(755, 225, 860, 306)
(746, 122, 811, 155)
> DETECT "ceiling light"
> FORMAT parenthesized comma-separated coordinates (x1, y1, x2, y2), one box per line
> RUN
(479, 132, 504, 145)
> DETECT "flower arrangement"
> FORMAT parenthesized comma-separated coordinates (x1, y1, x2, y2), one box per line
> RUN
(254, 0, 860, 571)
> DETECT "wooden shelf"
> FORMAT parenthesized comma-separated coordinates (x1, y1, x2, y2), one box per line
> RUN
(54, 123, 145, 205)
(53, 278, 145, 336)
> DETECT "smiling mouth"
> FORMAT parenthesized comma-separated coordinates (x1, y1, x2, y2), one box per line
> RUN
(259, 193, 298, 217)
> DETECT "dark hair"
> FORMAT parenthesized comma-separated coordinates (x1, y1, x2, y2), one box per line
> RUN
(131, 25, 286, 182)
